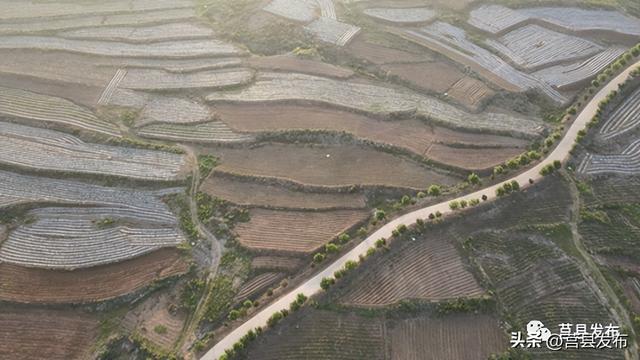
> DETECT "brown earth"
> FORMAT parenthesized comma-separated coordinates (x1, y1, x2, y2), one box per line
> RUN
(426, 143, 524, 170)
(0, 248, 188, 304)
(340, 230, 484, 307)
(0, 73, 103, 108)
(446, 76, 495, 110)
(381, 61, 464, 93)
(215, 103, 528, 160)
(235, 208, 369, 253)
(234, 272, 284, 302)
(212, 144, 458, 189)
(346, 34, 430, 65)
(390, 314, 506, 360)
(246, 55, 354, 79)
(0, 306, 99, 360)
(201, 175, 367, 210)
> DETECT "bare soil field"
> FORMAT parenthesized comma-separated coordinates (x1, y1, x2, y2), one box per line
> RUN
(389, 314, 505, 360)
(246, 55, 353, 79)
(251, 256, 304, 272)
(201, 175, 367, 210)
(0, 72, 103, 108)
(0, 248, 187, 304)
(213, 144, 458, 189)
(426, 143, 523, 171)
(340, 230, 484, 307)
(0, 306, 99, 360)
(215, 103, 436, 156)
(346, 35, 430, 65)
(244, 309, 385, 360)
(381, 61, 463, 93)
(446, 76, 495, 110)
(234, 272, 284, 302)
(121, 290, 186, 351)
(235, 209, 369, 253)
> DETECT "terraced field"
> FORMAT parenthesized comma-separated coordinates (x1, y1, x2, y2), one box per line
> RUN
(580, 204, 640, 261)
(0, 248, 187, 304)
(400, 22, 567, 103)
(0, 36, 241, 58)
(58, 22, 214, 42)
(118, 68, 253, 90)
(487, 25, 602, 70)
(235, 209, 369, 253)
(446, 76, 494, 109)
(0, 86, 120, 136)
(0, 0, 193, 20)
(425, 144, 523, 171)
(208, 72, 544, 136)
(599, 87, 640, 140)
(201, 175, 367, 210)
(304, 18, 361, 46)
(0, 210, 185, 269)
(0, 8, 197, 35)
(0, 121, 187, 181)
(363, 8, 436, 24)
(340, 231, 484, 307)
(390, 314, 505, 360)
(534, 47, 627, 90)
(381, 61, 463, 94)
(580, 139, 640, 176)
(468, 5, 640, 37)
(213, 144, 458, 189)
(136, 121, 255, 143)
(0, 170, 182, 212)
(251, 256, 303, 272)
(245, 55, 353, 79)
(263, 0, 319, 22)
(234, 272, 284, 302)
(244, 310, 385, 360)
(0, 307, 99, 360)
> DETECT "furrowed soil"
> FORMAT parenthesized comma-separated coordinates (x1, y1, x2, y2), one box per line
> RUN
(0, 306, 99, 360)
(235, 208, 370, 253)
(346, 35, 431, 65)
(389, 314, 506, 360)
(339, 229, 484, 307)
(0, 248, 187, 304)
(381, 61, 464, 93)
(426, 143, 524, 170)
(212, 144, 458, 189)
(201, 175, 367, 210)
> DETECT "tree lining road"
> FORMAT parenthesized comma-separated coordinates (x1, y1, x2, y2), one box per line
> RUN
(201, 60, 640, 360)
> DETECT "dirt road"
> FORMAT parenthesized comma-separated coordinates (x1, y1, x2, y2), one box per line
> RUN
(201, 60, 640, 360)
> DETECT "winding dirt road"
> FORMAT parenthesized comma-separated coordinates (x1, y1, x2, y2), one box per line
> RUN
(201, 60, 640, 360)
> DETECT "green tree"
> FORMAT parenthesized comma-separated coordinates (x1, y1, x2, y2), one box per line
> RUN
(427, 185, 441, 196)
(325, 243, 339, 253)
(320, 277, 335, 290)
(313, 253, 325, 263)
(467, 173, 480, 185)
(374, 209, 386, 221)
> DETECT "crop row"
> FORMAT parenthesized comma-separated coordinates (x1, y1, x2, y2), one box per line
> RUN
(235, 209, 369, 253)
(534, 47, 627, 90)
(403, 22, 567, 103)
(0, 216, 184, 269)
(486, 24, 602, 70)
(582, 139, 640, 175)
(468, 5, 640, 37)
(119, 68, 253, 91)
(207, 72, 544, 136)
(30, 206, 177, 225)
(363, 7, 435, 24)
(0, 121, 187, 181)
(0, 86, 120, 136)
(251, 256, 303, 272)
(599, 87, 640, 139)
(304, 18, 360, 46)
(58, 22, 214, 43)
(234, 272, 284, 302)
(136, 121, 255, 143)
(0, 36, 241, 59)
(341, 233, 483, 307)
(0, 8, 197, 35)
(0, 169, 182, 213)
(317, 0, 336, 20)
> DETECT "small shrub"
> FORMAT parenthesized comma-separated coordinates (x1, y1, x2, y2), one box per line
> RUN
(459, 199, 468, 208)
(313, 253, 325, 263)
(320, 277, 335, 290)
(417, 191, 426, 198)
(493, 165, 504, 175)
(375, 238, 386, 248)
(325, 243, 339, 253)
(449, 201, 460, 210)
(427, 185, 441, 196)
(400, 195, 411, 206)
(374, 209, 386, 221)
(344, 260, 358, 270)
(428, 213, 436, 220)
(467, 173, 480, 185)
(267, 311, 283, 327)
(397, 224, 407, 233)
(366, 247, 376, 256)
(338, 233, 351, 243)
(469, 198, 480, 206)
(553, 160, 562, 169)
(510, 180, 520, 191)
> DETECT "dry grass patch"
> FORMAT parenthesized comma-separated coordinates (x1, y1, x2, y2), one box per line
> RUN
(202, 175, 366, 210)
(235, 209, 369, 253)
